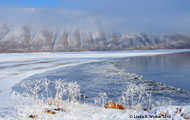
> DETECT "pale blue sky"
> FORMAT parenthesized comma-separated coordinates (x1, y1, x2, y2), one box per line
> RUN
(0, 0, 190, 33)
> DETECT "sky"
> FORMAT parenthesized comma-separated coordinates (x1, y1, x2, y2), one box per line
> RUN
(0, 0, 190, 34)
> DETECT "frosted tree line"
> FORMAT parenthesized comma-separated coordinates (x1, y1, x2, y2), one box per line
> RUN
(0, 24, 190, 53)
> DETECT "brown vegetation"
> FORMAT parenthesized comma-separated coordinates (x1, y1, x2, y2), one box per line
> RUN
(105, 102, 126, 110)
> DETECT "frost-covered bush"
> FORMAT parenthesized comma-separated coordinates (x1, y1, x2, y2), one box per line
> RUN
(12, 78, 82, 119)
(67, 81, 80, 102)
(118, 83, 152, 110)
(12, 78, 155, 119)
(94, 93, 107, 108)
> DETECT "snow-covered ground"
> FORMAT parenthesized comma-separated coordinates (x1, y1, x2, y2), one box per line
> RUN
(1, 49, 190, 120)
(2, 100, 190, 120)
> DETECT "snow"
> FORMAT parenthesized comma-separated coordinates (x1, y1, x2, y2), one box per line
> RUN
(0, 49, 190, 119)
(2, 102, 190, 120)
(1, 49, 190, 62)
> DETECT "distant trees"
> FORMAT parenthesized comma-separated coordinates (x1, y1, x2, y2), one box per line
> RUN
(107, 32, 120, 50)
(73, 29, 81, 51)
(140, 33, 153, 48)
(68, 29, 81, 51)
(42, 30, 53, 51)
(30, 29, 53, 52)
(1, 24, 190, 53)
(94, 30, 107, 51)
(62, 29, 69, 51)
(82, 32, 94, 51)
(0, 24, 25, 52)
(0, 24, 11, 52)
(22, 25, 31, 51)
(53, 29, 69, 52)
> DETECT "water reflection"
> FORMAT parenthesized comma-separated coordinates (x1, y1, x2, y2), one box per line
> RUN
(116, 52, 190, 90)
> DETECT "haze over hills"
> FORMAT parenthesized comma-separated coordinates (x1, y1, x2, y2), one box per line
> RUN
(0, 8, 190, 53)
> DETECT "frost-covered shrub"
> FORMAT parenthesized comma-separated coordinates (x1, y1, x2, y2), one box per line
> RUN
(12, 78, 82, 119)
(67, 82, 80, 102)
(55, 79, 67, 100)
(118, 83, 152, 110)
(12, 77, 155, 119)
(94, 93, 107, 108)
